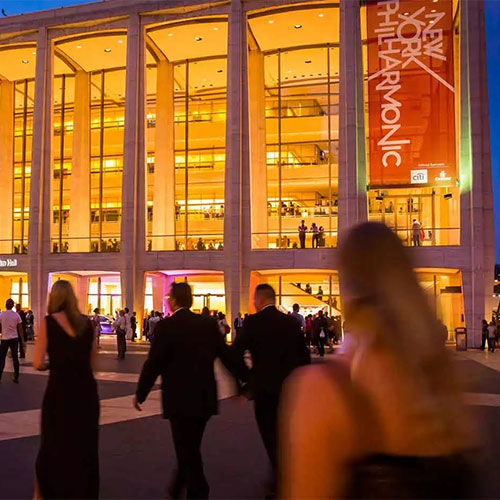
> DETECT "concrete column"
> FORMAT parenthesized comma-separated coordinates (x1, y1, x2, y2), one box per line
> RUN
(338, 0, 367, 239)
(29, 27, 52, 325)
(224, 0, 252, 323)
(69, 70, 90, 252)
(0, 80, 14, 254)
(152, 60, 176, 251)
(248, 48, 268, 249)
(152, 273, 164, 312)
(121, 14, 146, 316)
(75, 275, 89, 313)
(460, 0, 494, 346)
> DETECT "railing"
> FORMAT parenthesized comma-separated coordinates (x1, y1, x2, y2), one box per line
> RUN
(252, 230, 338, 250)
(0, 239, 28, 254)
(51, 236, 121, 253)
(147, 234, 224, 252)
(389, 227, 461, 247)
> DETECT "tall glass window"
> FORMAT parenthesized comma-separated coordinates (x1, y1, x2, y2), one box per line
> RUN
(248, 7, 340, 249)
(145, 19, 228, 251)
(0, 45, 36, 254)
(51, 32, 127, 253)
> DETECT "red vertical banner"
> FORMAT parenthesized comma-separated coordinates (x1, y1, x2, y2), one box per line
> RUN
(366, 0, 456, 187)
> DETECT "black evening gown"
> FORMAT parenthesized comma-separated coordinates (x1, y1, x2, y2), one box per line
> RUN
(36, 315, 100, 499)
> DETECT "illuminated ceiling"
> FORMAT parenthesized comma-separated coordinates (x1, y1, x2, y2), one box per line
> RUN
(248, 6, 339, 52)
(0, 45, 37, 81)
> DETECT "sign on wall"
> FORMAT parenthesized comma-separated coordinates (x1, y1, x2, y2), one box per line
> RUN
(366, 0, 456, 187)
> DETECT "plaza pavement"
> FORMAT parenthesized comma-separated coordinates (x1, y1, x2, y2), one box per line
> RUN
(0, 338, 499, 499)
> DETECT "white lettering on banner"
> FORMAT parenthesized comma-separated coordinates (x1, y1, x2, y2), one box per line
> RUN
(0, 258, 18, 268)
(411, 169, 428, 184)
(369, 0, 454, 172)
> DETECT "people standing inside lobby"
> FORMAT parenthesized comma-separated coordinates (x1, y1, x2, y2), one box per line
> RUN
(113, 310, 127, 360)
(230, 284, 310, 496)
(412, 219, 422, 247)
(16, 303, 27, 358)
(134, 282, 239, 499)
(0, 298, 23, 383)
(233, 312, 244, 338)
(33, 280, 99, 499)
(311, 222, 319, 248)
(298, 220, 307, 249)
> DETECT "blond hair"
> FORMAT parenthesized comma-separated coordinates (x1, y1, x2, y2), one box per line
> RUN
(339, 222, 447, 377)
(47, 280, 86, 335)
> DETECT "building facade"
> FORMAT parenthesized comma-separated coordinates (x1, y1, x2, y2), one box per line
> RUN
(0, 0, 494, 345)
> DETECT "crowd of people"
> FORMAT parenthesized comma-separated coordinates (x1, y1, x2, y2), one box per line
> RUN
(7, 221, 482, 499)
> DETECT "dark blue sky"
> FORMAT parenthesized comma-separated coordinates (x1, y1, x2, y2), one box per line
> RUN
(2, 0, 500, 262)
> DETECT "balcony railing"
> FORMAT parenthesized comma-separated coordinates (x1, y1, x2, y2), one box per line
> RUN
(147, 234, 224, 252)
(51, 236, 121, 253)
(252, 230, 338, 250)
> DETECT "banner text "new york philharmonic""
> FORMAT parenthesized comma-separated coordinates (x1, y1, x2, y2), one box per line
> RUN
(372, 0, 448, 169)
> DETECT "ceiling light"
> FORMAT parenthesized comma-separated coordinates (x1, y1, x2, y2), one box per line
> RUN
(268, 19, 274, 24)
(318, 13, 324, 17)
(288, 70, 292, 73)
(431, 9, 437, 12)
(168, 33, 174, 37)
(118, 39, 123, 44)
(104, 48, 111, 53)
(21, 59, 28, 64)
(213, 27, 219, 31)
(32, 51, 36, 55)
(403, 11, 410, 15)
(77, 45, 82, 49)
(294, 24, 302, 29)
(305, 60, 312, 64)
(195, 36, 202, 41)
(429, 20, 434, 24)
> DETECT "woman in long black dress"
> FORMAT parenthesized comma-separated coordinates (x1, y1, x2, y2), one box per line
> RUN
(33, 280, 100, 499)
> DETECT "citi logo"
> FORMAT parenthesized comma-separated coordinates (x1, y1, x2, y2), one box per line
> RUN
(411, 169, 428, 184)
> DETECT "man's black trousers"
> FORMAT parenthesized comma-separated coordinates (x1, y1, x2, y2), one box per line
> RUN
(254, 393, 280, 470)
(169, 416, 210, 499)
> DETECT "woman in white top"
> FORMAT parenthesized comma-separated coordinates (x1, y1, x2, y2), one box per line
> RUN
(0, 298, 23, 383)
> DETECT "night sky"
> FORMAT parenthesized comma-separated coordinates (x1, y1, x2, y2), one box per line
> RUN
(2, 0, 500, 262)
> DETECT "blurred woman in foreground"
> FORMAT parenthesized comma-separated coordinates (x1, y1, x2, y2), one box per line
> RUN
(33, 280, 99, 499)
(281, 222, 477, 499)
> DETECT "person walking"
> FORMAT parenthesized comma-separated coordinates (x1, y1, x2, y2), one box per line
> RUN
(233, 312, 244, 338)
(230, 284, 310, 495)
(26, 310, 35, 340)
(217, 312, 230, 341)
(313, 309, 328, 357)
(134, 282, 237, 499)
(91, 308, 101, 347)
(148, 311, 161, 341)
(131, 311, 137, 342)
(16, 303, 27, 358)
(124, 307, 132, 341)
(290, 303, 305, 335)
(481, 319, 489, 350)
(280, 222, 477, 499)
(0, 298, 23, 383)
(305, 314, 313, 347)
(113, 310, 127, 360)
(33, 280, 99, 499)
(487, 321, 497, 353)
(298, 220, 307, 249)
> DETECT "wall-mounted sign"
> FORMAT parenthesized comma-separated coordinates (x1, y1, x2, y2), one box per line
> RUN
(366, 0, 456, 188)
(0, 258, 18, 268)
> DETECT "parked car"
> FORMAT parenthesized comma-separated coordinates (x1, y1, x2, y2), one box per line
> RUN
(89, 314, 114, 334)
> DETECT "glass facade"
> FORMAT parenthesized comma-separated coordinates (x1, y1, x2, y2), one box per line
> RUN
(146, 19, 227, 251)
(248, 6, 340, 249)
(51, 33, 127, 253)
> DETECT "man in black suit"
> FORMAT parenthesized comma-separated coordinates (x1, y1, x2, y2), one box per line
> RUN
(134, 282, 236, 499)
(231, 284, 310, 477)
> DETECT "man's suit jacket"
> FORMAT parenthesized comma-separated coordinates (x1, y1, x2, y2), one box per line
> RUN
(231, 306, 310, 397)
(136, 308, 232, 419)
